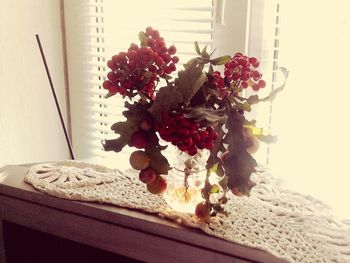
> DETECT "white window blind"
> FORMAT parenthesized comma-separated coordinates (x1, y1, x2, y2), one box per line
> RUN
(246, 0, 281, 165)
(64, 0, 216, 162)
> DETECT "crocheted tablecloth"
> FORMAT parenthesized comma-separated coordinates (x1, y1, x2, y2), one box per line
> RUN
(24, 161, 350, 263)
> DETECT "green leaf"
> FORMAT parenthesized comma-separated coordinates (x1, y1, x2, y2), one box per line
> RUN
(257, 134, 278, 144)
(103, 102, 152, 152)
(244, 119, 257, 127)
(201, 45, 207, 55)
(208, 163, 218, 174)
(211, 55, 231, 65)
(111, 121, 135, 135)
(138, 31, 148, 46)
(149, 58, 207, 122)
(105, 121, 138, 153)
(194, 41, 201, 55)
(104, 92, 115, 99)
(242, 101, 251, 112)
(222, 107, 257, 196)
(210, 184, 220, 193)
(208, 64, 214, 75)
(183, 107, 227, 125)
(212, 204, 229, 216)
(218, 177, 228, 192)
(104, 137, 128, 153)
(175, 59, 207, 103)
(224, 152, 257, 195)
(243, 123, 276, 143)
(216, 162, 225, 177)
(189, 86, 208, 107)
(205, 125, 226, 174)
(202, 50, 210, 59)
(148, 86, 183, 122)
(146, 147, 170, 174)
(243, 124, 262, 136)
(260, 85, 283, 103)
(218, 196, 228, 205)
(207, 88, 220, 98)
(201, 45, 210, 58)
(161, 74, 173, 80)
(260, 67, 289, 102)
(232, 101, 244, 112)
(246, 95, 260, 105)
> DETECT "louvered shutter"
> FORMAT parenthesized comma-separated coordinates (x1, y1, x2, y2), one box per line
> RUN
(247, 0, 280, 165)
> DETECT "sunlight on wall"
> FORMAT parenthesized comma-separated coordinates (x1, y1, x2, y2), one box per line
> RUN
(0, 0, 68, 164)
(269, 1, 350, 219)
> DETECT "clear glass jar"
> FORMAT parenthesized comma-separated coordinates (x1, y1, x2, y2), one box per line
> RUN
(163, 148, 209, 214)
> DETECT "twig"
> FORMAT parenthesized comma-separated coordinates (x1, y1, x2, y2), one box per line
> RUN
(35, 34, 75, 160)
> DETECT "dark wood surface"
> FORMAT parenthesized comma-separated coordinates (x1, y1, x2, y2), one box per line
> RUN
(0, 164, 287, 263)
(3, 221, 142, 263)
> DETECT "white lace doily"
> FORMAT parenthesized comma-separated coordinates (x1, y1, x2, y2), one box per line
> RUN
(24, 161, 350, 263)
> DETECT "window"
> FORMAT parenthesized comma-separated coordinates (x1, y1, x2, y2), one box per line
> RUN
(63, 1, 350, 219)
(64, 1, 350, 219)
(64, 0, 254, 165)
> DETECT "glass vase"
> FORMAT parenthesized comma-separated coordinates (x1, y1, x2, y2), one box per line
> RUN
(163, 148, 209, 214)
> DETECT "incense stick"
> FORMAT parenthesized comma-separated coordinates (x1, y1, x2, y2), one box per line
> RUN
(35, 34, 75, 160)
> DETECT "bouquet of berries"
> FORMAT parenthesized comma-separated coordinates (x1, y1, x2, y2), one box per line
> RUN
(102, 27, 284, 219)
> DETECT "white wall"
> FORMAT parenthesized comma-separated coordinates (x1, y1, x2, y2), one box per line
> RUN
(0, 0, 69, 164)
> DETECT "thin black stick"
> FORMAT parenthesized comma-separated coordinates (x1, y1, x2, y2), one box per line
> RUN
(35, 34, 75, 160)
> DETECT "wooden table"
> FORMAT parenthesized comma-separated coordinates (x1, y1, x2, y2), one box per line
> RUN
(0, 164, 287, 263)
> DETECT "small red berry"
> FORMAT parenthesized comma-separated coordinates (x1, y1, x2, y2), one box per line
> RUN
(168, 45, 177, 55)
(102, 80, 111, 90)
(151, 30, 160, 39)
(107, 60, 117, 70)
(147, 176, 167, 195)
(183, 137, 193, 147)
(205, 142, 214, 150)
(241, 81, 248, 89)
(196, 141, 206, 150)
(139, 167, 157, 184)
(129, 151, 151, 170)
(145, 26, 153, 35)
(107, 71, 117, 81)
(252, 70, 261, 81)
(258, 79, 266, 89)
(248, 57, 258, 65)
(195, 201, 211, 220)
(187, 147, 198, 156)
(172, 56, 179, 63)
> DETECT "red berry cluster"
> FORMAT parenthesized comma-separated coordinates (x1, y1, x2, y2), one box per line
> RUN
(103, 27, 179, 98)
(224, 53, 266, 92)
(157, 113, 218, 156)
(145, 26, 179, 74)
